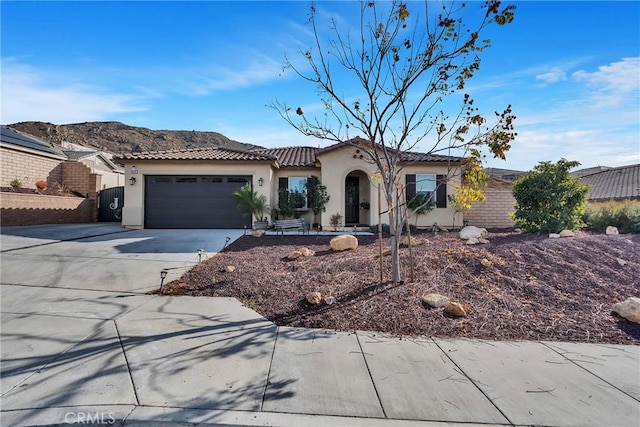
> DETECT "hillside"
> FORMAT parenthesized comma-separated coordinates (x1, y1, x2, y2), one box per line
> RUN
(8, 121, 262, 154)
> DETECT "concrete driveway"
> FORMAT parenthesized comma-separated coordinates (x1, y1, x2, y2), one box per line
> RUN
(1, 224, 244, 293)
(1, 224, 639, 427)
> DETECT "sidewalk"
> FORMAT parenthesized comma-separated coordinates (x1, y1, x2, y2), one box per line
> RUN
(2, 287, 638, 427)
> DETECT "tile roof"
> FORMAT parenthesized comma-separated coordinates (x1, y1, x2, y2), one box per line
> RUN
(114, 147, 277, 162)
(1, 126, 67, 158)
(317, 140, 464, 163)
(256, 146, 317, 167)
(113, 141, 464, 166)
(579, 164, 640, 201)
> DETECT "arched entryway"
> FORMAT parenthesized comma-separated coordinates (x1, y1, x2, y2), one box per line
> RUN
(344, 170, 371, 225)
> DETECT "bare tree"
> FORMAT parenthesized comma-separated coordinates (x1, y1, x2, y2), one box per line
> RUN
(270, 0, 516, 282)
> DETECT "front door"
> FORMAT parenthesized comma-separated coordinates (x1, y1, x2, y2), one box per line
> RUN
(345, 176, 360, 224)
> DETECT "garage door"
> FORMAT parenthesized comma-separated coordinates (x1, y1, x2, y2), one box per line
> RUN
(145, 175, 252, 228)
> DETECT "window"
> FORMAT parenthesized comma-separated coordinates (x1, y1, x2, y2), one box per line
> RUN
(288, 177, 307, 194)
(176, 177, 197, 183)
(406, 174, 447, 208)
(415, 174, 437, 202)
(278, 176, 308, 209)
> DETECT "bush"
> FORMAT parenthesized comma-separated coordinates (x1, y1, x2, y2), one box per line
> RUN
(511, 159, 590, 233)
(583, 200, 640, 233)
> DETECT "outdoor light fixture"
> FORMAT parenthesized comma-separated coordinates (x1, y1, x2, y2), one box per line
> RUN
(258, 177, 264, 187)
(129, 177, 136, 186)
(159, 269, 168, 291)
(130, 166, 138, 175)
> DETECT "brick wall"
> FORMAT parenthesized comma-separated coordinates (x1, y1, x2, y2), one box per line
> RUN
(1, 193, 95, 226)
(1, 147, 63, 189)
(1, 150, 102, 224)
(465, 190, 516, 229)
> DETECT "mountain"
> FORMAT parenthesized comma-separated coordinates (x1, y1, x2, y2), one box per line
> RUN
(7, 121, 262, 154)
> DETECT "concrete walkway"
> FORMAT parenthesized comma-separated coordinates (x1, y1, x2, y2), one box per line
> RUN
(1, 225, 638, 426)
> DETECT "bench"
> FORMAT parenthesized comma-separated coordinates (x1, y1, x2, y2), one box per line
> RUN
(274, 218, 309, 236)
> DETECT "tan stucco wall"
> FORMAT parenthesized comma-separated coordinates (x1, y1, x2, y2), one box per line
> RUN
(121, 161, 273, 229)
(317, 146, 462, 229)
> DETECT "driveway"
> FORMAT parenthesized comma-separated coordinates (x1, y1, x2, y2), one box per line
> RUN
(1, 224, 244, 293)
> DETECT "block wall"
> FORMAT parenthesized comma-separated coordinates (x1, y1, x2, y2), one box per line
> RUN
(1, 193, 95, 226)
(465, 190, 516, 229)
(1, 147, 63, 189)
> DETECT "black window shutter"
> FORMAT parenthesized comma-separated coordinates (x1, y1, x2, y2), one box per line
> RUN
(278, 177, 288, 190)
(436, 175, 447, 208)
(406, 174, 416, 202)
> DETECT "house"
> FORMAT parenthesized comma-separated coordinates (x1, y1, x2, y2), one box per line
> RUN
(114, 141, 464, 229)
(578, 164, 640, 201)
(1, 126, 124, 191)
(483, 167, 526, 182)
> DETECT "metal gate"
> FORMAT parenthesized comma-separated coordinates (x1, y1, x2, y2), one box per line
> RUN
(98, 186, 125, 222)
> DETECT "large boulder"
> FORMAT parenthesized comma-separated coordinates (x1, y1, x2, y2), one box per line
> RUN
(422, 293, 450, 308)
(444, 302, 467, 317)
(459, 226, 487, 240)
(330, 234, 358, 251)
(559, 229, 576, 238)
(612, 297, 640, 323)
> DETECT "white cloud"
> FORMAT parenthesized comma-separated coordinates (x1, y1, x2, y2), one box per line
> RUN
(180, 52, 285, 96)
(0, 58, 148, 124)
(572, 57, 640, 107)
(535, 68, 567, 83)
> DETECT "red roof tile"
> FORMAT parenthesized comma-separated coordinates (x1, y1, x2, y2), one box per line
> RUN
(114, 147, 276, 162)
(257, 146, 317, 167)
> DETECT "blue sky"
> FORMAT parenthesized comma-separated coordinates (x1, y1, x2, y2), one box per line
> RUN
(2, 1, 639, 172)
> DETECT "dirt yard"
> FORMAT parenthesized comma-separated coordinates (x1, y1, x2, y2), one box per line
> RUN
(160, 230, 640, 344)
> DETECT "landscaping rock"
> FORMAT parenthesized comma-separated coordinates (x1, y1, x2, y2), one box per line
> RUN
(478, 238, 490, 244)
(401, 235, 421, 246)
(481, 258, 492, 268)
(617, 258, 627, 266)
(287, 250, 303, 260)
(330, 234, 358, 251)
(324, 295, 336, 305)
(252, 229, 265, 238)
(559, 229, 576, 237)
(612, 297, 640, 323)
(306, 291, 322, 305)
(444, 302, 467, 317)
(225, 265, 236, 273)
(466, 237, 479, 245)
(606, 226, 619, 235)
(459, 226, 487, 240)
(514, 228, 523, 234)
(422, 293, 450, 308)
(300, 247, 315, 257)
(549, 233, 560, 239)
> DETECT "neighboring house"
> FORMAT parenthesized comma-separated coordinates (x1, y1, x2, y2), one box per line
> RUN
(483, 167, 526, 182)
(578, 164, 640, 201)
(0, 126, 124, 190)
(571, 166, 612, 179)
(1, 125, 68, 188)
(61, 141, 125, 188)
(114, 141, 464, 230)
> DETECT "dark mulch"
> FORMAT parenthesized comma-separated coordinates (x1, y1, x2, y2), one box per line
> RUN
(160, 231, 640, 344)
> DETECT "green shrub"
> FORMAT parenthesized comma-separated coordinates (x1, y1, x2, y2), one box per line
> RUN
(584, 200, 640, 233)
(511, 159, 590, 233)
